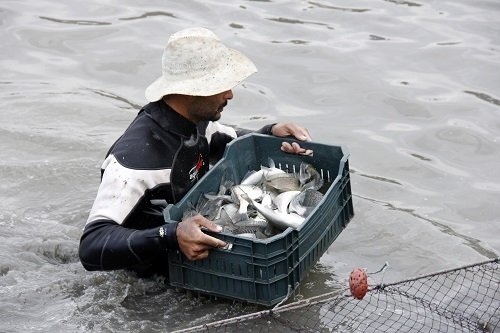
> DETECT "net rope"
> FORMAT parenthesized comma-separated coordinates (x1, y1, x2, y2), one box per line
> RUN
(173, 258, 499, 333)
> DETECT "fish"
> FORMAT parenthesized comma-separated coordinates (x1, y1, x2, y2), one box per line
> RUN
(212, 203, 240, 226)
(274, 190, 300, 213)
(241, 158, 285, 185)
(289, 189, 324, 217)
(264, 173, 301, 193)
(234, 228, 268, 240)
(218, 169, 235, 195)
(240, 193, 305, 230)
(199, 193, 233, 219)
(240, 170, 264, 186)
(260, 191, 276, 209)
(216, 212, 269, 238)
(233, 225, 262, 235)
(230, 184, 264, 219)
(299, 162, 324, 191)
(182, 159, 327, 239)
(262, 223, 280, 238)
(234, 218, 268, 229)
(236, 233, 257, 239)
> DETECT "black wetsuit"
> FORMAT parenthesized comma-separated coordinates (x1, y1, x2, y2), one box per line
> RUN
(78, 100, 273, 277)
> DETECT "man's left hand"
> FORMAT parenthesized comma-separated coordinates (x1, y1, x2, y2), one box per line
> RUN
(271, 123, 313, 156)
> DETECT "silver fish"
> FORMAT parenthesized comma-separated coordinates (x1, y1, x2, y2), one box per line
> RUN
(231, 184, 264, 219)
(240, 170, 264, 186)
(299, 162, 324, 191)
(237, 233, 257, 239)
(219, 216, 269, 239)
(240, 193, 305, 230)
(289, 189, 324, 217)
(212, 203, 240, 226)
(234, 218, 268, 229)
(233, 223, 268, 239)
(264, 173, 300, 193)
(218, 169, 235, 195)
(194, 192, 232, 220)
(241, 158, 285, 185)
(260, 191, 276, 209)
(234, 227, 268, 240)
(274, 190, 300, 213)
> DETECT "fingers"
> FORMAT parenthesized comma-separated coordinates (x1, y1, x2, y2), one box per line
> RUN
(177, 215, 227, 261)
(201, 233, 227, 249)
(285, 124, 311, 141)
(281, 142, 314, 156)
(294, 126, 312, 142)
(272, 123, 312, 141)
(196, 217, 227, 248)
(197, 216, 222, 233)
(186, 249, 210, 261)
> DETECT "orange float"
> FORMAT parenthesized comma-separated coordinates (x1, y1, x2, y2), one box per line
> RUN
(349, 268, 368, 300)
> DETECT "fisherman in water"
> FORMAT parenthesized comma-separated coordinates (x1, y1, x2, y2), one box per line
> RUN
(79, 27, 312, 277)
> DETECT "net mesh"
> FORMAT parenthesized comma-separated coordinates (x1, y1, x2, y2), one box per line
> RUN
(174, 258, 499, 333)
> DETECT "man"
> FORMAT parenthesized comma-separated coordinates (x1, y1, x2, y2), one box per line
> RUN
(79, 27, 312, 277)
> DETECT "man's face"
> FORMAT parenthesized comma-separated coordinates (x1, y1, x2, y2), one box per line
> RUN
(187, 90, 233, 123)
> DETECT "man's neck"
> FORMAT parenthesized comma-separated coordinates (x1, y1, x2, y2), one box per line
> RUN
(162, 95, 195, 123)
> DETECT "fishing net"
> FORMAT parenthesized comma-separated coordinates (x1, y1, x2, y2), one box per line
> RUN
(173, 258, 499, 333)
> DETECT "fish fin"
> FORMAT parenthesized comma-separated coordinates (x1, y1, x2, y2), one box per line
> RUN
(218, 169, 235, 195)
(267, 157, 275, 168)
(241, 170, 256, 182)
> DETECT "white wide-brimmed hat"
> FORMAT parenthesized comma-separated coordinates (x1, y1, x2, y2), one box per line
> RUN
(145, 27, 257, 102)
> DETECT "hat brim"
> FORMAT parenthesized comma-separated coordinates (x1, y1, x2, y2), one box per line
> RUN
(145, 48, 257, 102)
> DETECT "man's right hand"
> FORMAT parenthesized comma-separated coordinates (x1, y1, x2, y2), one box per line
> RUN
(176, 214, 227, 261)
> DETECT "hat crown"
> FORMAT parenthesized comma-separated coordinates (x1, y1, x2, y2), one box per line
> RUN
(162, 28, 225, 78)
(145, 27, 257, 101)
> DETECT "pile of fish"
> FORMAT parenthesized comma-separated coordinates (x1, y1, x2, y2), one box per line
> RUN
(183, 159, 327, 239)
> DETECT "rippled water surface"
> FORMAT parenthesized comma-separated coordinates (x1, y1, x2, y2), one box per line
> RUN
(1, 0, 499, 332)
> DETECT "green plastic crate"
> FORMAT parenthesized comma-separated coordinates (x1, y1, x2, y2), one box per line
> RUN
(163, 133, 354, 306)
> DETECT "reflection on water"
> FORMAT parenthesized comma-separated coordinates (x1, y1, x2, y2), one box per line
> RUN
(39, 16, 111, 25)
(267, 17, 335, 29)
(88, 88, 142, 110)
(354, 193, 498, 259)
(384, 0, 422, 7)
(464, 90, 500, 106)
(1, 0, 499, 331)
(308, 2, 371, 13)
(119, 11, 177, 21)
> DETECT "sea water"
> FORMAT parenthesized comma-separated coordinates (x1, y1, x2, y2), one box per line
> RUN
(1, 0, 499, 331)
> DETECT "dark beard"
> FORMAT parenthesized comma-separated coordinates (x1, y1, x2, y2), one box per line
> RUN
(210, 101, 227, 121)
(210, 112, 222, 121)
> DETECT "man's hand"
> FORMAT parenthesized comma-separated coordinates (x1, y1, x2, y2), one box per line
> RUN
(271, 123, 313, 156)
(176, 214, 227, 261)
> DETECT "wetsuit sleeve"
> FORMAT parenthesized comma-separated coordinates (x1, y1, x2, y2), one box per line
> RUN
(235, 123, 275, 137)
(79, 220, 178, 271)
(79, 154, 178, 272)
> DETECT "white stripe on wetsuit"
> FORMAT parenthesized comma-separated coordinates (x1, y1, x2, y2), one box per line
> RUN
(204, 121, 237, 144)
(86, 154, 171, 225)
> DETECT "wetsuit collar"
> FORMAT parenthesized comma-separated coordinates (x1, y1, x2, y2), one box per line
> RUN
(145, 100, 198, 138)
